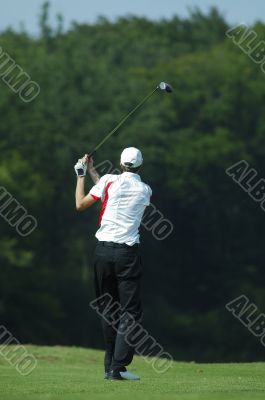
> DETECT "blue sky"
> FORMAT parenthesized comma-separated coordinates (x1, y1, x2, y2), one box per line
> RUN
(1, 0, 265, 34)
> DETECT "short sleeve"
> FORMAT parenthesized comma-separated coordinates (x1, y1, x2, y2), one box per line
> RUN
(89, 174, 112, 201)
(145, 185, 152, 206)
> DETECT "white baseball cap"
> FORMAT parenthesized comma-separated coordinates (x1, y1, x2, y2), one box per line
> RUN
(120, 147, 143, 168)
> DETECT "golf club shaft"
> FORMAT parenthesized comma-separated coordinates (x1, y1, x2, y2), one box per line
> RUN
(88, 86, 159, 157)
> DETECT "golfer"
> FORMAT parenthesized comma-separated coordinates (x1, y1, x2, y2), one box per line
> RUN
(74, 147, 152, 380)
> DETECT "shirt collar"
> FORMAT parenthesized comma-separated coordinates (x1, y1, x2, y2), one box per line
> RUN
(122, 172, 141, 181)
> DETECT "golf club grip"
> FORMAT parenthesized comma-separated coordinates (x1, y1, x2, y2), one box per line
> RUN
(88, 150, 95, 158)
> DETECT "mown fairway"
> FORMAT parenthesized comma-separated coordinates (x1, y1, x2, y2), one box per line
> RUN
(0, 346, 264, 399)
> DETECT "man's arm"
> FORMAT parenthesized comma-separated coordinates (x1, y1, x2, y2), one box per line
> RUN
(75, 176, 96, 211)
(75, 155, 100, 211)
(83, 154, 101, 184)
(88, 164, 101, 184)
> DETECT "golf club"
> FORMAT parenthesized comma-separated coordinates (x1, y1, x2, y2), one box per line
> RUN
(88, 82, 173, 157)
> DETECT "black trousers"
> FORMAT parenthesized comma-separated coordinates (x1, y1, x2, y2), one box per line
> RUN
(93, 241, 142, 373)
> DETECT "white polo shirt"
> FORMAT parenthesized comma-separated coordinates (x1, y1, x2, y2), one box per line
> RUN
(89, 172, 152, 246)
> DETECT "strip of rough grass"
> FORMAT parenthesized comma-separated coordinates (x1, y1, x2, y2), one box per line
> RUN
(0, 345, 264, 400)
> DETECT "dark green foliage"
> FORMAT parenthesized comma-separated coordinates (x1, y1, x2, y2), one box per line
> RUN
(0, 5, 264, 361)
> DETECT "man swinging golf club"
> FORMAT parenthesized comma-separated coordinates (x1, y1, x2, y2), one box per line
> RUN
(74, 147, 152, 380)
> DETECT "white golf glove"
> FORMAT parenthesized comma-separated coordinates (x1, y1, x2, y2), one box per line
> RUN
(74, 159, 87, 177)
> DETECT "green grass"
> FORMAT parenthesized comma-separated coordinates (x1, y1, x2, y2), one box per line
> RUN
(0, 345, 265, 400)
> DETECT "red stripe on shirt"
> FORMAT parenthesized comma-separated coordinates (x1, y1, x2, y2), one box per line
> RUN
(91, 194, 101, 201)
(99, 182, 113, 225)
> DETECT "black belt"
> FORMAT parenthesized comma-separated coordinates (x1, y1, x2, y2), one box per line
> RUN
(98, 241, 139, 249)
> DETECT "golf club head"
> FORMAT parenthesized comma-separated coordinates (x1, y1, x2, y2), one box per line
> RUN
(158, 82, 173, 93)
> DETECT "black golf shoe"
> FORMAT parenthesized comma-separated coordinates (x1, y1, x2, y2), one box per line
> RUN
(105, 366, 128, 380)
(106, 369, 125, 380)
